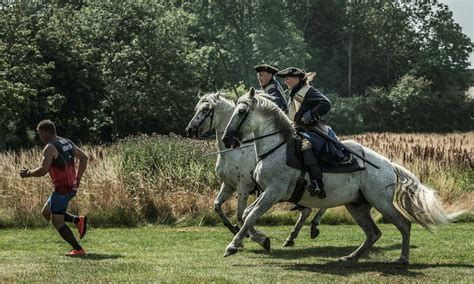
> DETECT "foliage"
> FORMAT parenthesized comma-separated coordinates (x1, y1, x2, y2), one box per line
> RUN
(0, 0, 473, 149)
(360, 75, 474, 132)
(304, 0, 472, 96)
(1, 133, 472, 228)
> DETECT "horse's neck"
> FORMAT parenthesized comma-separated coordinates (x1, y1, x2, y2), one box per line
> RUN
(254, 119, 285, 158)
(214, 105, 234, 151)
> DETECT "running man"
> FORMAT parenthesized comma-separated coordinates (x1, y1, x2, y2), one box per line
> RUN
(20, 120, 89, 256)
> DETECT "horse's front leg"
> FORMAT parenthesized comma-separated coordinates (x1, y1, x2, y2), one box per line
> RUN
(310, 208, 327, 239)
(236, 184, 270, 251)
(214, 182, 239, 235)
(283, 206, 312, 247)
(235, 187, 250, 225)
(224, 188, 285, 257)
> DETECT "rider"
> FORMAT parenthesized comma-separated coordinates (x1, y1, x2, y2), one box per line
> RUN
(254, 64, 288, 113)
(20, 120, 89, 256)
(276, 67, 331, 199)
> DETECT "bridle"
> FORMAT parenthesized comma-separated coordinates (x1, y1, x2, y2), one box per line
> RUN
(196, 107, 215, 138)
(232, 99, 287, 160)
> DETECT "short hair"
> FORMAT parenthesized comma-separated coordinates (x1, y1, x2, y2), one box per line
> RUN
(37, 119, 56, 135)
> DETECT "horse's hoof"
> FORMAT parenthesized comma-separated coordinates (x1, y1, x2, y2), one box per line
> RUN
(393, 257, 409, 265)
(310, 228, 320, 239)
(283, 239, 294, 247)
(338, 255, 358, 263)
(263, 237, 271, 252)
(223, 245, 239, 257)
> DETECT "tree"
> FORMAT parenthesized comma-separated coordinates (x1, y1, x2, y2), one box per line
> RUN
(0, 4, 53, 148)
(303, 0, 472, 96)
(183, 0, 310, 89)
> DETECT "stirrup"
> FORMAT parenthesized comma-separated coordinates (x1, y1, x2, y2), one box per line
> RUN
(338, 155, 353, 165)
(307, 181, 321, 197)
(289, 204, 305, 211)
(307, 180, 326, 199)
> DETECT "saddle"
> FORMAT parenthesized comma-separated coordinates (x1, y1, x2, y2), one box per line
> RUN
(286, 135, 366, 173)
(285, 135, 366, 203)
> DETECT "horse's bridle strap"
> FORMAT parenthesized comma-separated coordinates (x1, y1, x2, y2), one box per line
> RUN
(197, 108, 214, 137)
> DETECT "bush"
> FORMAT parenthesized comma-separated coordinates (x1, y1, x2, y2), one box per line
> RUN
(360, 75, 474, 132)
(325, 93, 365, 135)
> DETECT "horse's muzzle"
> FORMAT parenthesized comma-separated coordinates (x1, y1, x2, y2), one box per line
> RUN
(222, 135, 232, 149)
(185, 125, 197, 138)
(222, 133, 240, 149)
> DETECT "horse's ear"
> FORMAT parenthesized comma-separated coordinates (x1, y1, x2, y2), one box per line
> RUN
(197, 91, 203, 99)
(215, 90, 221, 99)
(249, 87, 255, 98)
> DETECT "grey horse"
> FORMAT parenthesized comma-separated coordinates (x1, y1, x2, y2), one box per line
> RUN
(186, 92, 326, 248)
(221, 88, 464, 264)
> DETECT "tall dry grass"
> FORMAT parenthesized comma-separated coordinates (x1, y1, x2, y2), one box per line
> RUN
(0, 133, 472, 228)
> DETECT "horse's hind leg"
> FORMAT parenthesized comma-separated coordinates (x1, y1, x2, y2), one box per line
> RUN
(214, 183, 239, 235)
(375, 201, 412, 264)
(283, 207, 312, 247)
(340, 201, 382, 262)
(393, 219, 411, 265)
(310, 208, 327, 239)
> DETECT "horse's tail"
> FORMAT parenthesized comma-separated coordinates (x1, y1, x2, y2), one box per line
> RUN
(391, 163, 465, 231)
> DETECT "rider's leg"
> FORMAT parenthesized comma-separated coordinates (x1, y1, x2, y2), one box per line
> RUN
(302, 144, 326, 199)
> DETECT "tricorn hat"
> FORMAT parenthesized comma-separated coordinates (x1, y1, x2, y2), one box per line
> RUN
(276, 67, 306, 78)
(254, 64, 279, 75)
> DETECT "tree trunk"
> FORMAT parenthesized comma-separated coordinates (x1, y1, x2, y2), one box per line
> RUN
(348, 34, 352, 97)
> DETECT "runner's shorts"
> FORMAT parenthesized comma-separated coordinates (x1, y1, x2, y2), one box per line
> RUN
(47, 191, 76, 214)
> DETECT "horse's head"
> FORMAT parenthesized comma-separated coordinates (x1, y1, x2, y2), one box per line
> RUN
(222, 87, 258, 149)
(186, 92, 220, 138)
(186, 92, 236, 138)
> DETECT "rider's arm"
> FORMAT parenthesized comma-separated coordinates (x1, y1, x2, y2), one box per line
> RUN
(73, 143, 89, 186)
(305, 88, 331, 119)
(20, 145, 56, 177)
(295, 88, 331, 124)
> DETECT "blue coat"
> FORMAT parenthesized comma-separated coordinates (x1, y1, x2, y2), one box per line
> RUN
(290, 81, 333, 152)
(290, 82, 331, 127)
(263, 78, 288, 113)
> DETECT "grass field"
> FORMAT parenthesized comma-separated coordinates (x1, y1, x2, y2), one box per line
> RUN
(1, 224, 472, 282)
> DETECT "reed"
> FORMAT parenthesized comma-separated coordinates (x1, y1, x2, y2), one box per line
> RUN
(0, 133, 472, 228)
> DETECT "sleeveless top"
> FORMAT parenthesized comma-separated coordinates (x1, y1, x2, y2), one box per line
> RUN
(48, 137, 77, 193)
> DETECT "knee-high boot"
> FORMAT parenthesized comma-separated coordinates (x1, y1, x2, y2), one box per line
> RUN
(303, 149, 326, 199)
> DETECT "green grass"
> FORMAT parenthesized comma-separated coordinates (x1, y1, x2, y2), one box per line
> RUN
(1, 224, 473, 282)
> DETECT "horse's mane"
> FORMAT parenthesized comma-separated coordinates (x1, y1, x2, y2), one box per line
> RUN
(237, 92, 294, 140)
(195, 92, 235, 111)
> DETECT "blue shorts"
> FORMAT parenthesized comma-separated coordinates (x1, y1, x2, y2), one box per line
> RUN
(47, 191, 76, 214)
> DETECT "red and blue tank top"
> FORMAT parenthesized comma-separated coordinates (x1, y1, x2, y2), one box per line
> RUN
(48, 137, 77, 193)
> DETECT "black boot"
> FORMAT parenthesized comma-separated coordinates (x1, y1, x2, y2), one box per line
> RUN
(289, 204, 305, 211)
(303, 149, 326, 199)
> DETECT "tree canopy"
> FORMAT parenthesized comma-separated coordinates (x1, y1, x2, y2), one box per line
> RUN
(0, 0, 473, 149)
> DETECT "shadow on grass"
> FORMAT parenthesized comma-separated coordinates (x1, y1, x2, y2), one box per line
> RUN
(248, 244, 419, 259)
(279, 261, 474, 277)
(76, 253, 123, 261)
(240, 244, 472, 277)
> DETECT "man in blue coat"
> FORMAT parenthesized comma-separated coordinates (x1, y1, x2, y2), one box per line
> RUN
(277, 67, 333, 199)
(254, 64, 288, 113)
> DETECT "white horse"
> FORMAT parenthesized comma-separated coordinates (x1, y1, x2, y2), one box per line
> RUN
(221, 88, 463, 264)
(185, 92, 326, 248)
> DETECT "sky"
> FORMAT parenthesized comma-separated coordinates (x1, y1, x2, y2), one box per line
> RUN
(439, 0, 474, 68)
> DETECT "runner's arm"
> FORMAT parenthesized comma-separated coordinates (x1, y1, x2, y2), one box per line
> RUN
(73, 143, 89, 186)
(20, 145, 56, 178)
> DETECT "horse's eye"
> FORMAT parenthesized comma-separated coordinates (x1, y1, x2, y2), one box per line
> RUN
(238, 109, 246, 114)
(202, 107, 209, 112)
